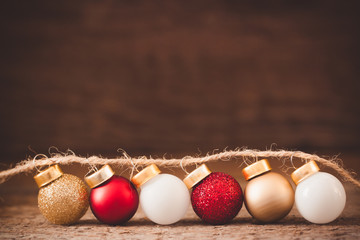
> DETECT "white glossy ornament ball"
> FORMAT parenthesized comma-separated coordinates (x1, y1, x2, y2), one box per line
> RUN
(140, 173, 190, 225)
(295, 172, 346, 224)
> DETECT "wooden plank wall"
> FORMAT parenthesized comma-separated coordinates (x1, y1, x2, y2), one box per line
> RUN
(0, 1, 359, 165)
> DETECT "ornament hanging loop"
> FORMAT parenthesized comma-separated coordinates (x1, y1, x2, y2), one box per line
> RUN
(243, 150, 258, 166)
(129, 156, 140, 179)
(117, 148, 139, 179)
(290, 152, 296, 170)
(180, 157, 190, 175)
(48, 146, 75, 158)
(33, 154, 51, 173)
(85, 158, 99, 178)
(289, 151, 307, 170)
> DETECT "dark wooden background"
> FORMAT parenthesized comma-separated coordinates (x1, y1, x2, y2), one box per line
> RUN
(0, 1, 359, 171)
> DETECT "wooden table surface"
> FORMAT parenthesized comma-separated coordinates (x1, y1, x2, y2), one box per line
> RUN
(1, 178, 359, 239)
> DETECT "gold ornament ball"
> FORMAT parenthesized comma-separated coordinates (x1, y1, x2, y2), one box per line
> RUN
(244, 172, 294, 223)
(38, 174, 89, 225)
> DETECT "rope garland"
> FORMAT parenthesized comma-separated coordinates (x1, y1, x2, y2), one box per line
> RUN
(0, 149, 359, 188)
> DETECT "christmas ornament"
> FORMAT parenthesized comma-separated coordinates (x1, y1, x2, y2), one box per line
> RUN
(131, 164, 190, 225)
(34, 165, 89, 225)
(291, 160, 346, 224)
(183, 164, 243, 224)
(85, 165, 139, 225)
(242, 159, 294, 223)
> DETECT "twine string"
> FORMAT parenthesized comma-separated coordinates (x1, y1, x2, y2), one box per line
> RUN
(0, 149, 359, 188)
(84, 158, 99, 178)
(32, 154, 51, 173)
(180, 157, 190, 175)
(117, 148, 139, 179)
(289, 151, 298, 170)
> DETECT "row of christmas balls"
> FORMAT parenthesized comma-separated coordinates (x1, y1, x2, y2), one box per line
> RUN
(33, 159, 346, 225)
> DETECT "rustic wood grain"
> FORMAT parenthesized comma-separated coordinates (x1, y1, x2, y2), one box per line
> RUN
(0, 183, 359, 239)
(0, 1, 360, 173)
(1, 154, 359, 239)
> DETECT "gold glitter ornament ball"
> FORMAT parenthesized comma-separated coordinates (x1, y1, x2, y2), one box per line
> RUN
(38, 174, 89, 225)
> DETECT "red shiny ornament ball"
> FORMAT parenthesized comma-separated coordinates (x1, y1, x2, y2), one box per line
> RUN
(89, 176, 139, 225)
(191, 172, 243, 225)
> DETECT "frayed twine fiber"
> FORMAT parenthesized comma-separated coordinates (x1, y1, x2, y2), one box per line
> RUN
(0, 149, 359, 188)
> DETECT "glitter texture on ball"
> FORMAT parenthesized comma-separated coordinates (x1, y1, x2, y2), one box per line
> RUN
(191, 172, 243, 225)
(38, 174, 89, 225)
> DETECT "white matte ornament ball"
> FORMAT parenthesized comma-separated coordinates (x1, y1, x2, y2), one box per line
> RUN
(295, 172, 346, 224)
(139, 174, 190, 225)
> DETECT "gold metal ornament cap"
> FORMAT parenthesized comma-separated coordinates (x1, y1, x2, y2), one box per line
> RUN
(291, 160, 320, 185)
(183, 164, 212, 189)
(131, 164, 161, 188)
(84, 164, 115, 188)
(34, 164, 64, 188)
(242, 159, 272, 181)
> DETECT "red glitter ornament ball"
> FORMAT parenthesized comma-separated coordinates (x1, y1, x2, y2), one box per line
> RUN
(191, 172, 243, 225)
(90, 176, 139, 225)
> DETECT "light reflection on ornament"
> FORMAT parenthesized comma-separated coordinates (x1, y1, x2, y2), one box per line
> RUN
(132, 164, 190, 225)
(291, 160, 346, 224)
